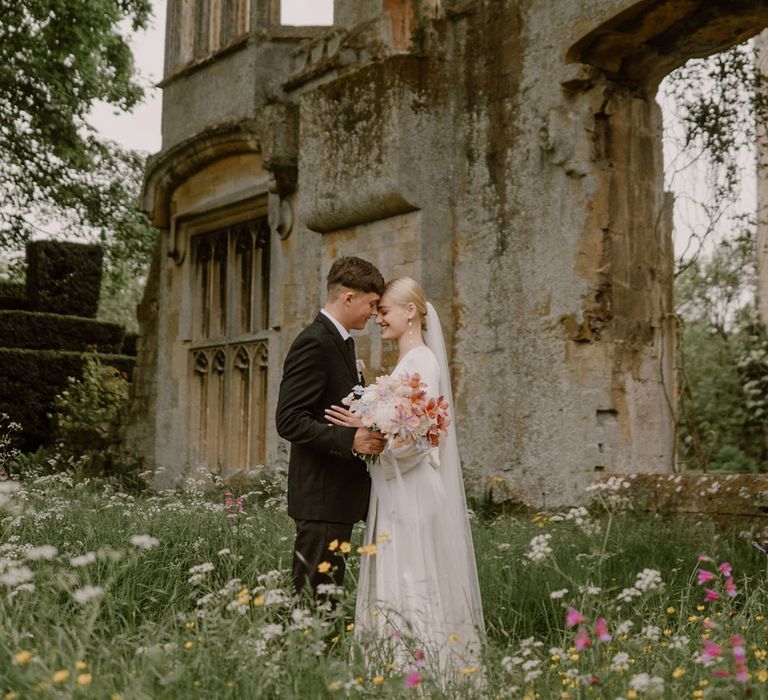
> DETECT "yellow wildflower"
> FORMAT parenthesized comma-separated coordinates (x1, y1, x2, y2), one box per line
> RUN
(317, 561, 332, 574)
(354, 677, 363, 685)
(378, 533, 390, 543)
(627, 691, 638, 699)
(346, 623, 355, 631)
(340, 541, 351, 554)
(696, 605, 705, 612)
(570, 653, 579, 661)
(357, 544, 377, 556)
(184, 641, 193, 649)
(672, 667, 685, 678)
(666, 606, 676, 614)
(186, 621, 196, 629)
(460, 667, 477, 676)
(75, 660, 87, 671)
(52, 670, 70, 683)
(449, 632, 459, 642)
(252, 594, 265, 606)
(757, 615, 765, 622)
(77, 674, 92, 686)
(757, 669, 768, 683)
(14, 650, 32, 666)
(699, 679, 709, 687)
(5, 693, 17, 700)
(373, 676, 384, 686)
(688, 615, 698, 623)
(328, 539, 339, 552)
(693, 692, 703, 699)
(330, 636, 339, 645)
(328, 681, 341, 691)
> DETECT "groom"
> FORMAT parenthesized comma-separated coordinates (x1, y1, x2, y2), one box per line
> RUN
(276, 256, 387, 595)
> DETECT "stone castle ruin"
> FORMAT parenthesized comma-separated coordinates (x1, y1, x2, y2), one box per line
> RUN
(124, 0, 768, 506)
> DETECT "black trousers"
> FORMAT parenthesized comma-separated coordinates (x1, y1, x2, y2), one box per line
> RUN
(292, 519, 354, 595)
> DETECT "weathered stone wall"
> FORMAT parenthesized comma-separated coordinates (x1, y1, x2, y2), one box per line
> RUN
(129, 0, 768, 502)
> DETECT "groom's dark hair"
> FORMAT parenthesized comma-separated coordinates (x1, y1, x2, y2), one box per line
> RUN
(327, 257, 385, 297)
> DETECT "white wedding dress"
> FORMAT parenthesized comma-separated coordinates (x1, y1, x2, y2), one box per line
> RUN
(355, 306, 484, 678)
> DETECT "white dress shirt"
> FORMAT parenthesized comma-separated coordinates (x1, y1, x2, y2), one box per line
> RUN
(320, 309, 351, 341)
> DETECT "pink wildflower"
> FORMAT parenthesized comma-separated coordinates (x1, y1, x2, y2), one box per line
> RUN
(405, 671, 422, 688)
(702, 640, 723, 660)
(712, 669, 731, 677)
(414, 649, 427, 667)
(565, 608, 584, 628)
(698, 555, 713, 562)
(703, 588, 720, 603)
(574, 626, 591, 651)
(735, 665, 749, 683)
(719, 562, 732, 577)
(724, 577, 737, 598)
(697, 569, 716, 586)
(594, 617, 611, 642)
(730, 635, 746, 664)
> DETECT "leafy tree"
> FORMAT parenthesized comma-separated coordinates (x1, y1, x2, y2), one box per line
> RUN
(0, 0, 156, 289)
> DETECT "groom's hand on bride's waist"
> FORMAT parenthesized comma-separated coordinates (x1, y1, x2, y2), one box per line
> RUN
(352, 428, 387, 456)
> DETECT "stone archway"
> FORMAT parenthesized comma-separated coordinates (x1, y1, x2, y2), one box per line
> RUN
(562, 0, 768, 480)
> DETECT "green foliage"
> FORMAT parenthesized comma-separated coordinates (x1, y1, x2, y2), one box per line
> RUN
(665, 42, 768, 209)
(51, 354, 130, 465)
(0, 310, 125, 353)
(25, 240, 104, 317)
(0, 469, 767, 698)
(0, 348, 134, 450)
(675, 234, 768, 472)
(0, 0, 156, 288)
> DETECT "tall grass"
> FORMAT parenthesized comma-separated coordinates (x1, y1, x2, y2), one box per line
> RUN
(1, 466, 768, 698)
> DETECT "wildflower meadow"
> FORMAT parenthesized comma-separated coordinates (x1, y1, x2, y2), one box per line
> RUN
(1, 455, 768, 698)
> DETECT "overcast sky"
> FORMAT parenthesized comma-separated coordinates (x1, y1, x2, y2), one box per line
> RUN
(87, 0, 334, 153)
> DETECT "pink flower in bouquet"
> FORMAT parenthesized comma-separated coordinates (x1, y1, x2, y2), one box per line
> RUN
(724, 576, 737, 598)
(719, 562, 732, 577)
(565, 608, 584, 628)
(697, 569, 716, 585)
(703, 588, 720, 603)
(343, 371, 450, 455)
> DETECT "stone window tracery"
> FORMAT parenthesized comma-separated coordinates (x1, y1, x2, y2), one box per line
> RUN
(189, 217, 270, 474)
(166, 0, 251, 74)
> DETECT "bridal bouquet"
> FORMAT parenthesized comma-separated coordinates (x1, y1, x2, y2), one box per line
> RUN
(342, 371, 451, 464)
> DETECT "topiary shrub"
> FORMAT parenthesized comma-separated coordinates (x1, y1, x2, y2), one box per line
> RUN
(0, 310, 125, 353)
(26, 240, 103, 318)
(0, 281, 31, 311)
(0, 348, 134, 450)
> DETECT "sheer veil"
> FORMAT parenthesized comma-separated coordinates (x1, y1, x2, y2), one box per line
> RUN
(424, 302, 486, 640)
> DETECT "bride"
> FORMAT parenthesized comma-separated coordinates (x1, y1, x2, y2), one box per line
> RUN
(325, 277, 484, 678)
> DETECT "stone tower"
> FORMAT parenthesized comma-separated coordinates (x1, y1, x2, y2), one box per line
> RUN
(125, 0, 768, 504)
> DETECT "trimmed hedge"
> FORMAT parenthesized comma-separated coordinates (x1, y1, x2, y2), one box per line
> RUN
(0, 281, 31, 311)
(0, 348, 134, 450)
(0, 310, 125, 353)
(122, 332, 139, 356)
(26, 241, 103, 318)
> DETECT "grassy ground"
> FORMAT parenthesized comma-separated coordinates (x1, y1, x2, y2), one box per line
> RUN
(1, 465, 767, 699)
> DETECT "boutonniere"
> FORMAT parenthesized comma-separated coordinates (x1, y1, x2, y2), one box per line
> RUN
(356, 358, 366, 380)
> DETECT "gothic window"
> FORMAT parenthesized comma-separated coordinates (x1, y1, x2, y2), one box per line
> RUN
(189, 217, 270, 474)
(166, 0, 251, 74)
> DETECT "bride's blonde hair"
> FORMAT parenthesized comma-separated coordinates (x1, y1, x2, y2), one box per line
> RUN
(383, 277, 428, 330)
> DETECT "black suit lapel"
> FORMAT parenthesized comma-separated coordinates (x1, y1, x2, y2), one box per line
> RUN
(315, 313, 358, 383)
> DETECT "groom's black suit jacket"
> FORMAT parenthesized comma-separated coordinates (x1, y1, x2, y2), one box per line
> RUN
(276, 313, 371, 523)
